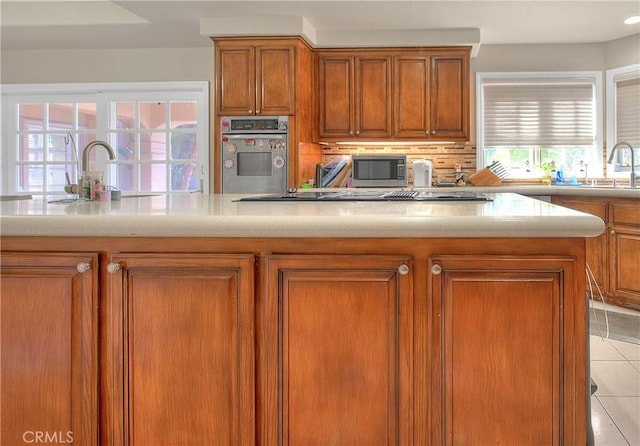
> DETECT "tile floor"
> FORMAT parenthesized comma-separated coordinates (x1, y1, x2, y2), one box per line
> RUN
(590, 303, 640, 445)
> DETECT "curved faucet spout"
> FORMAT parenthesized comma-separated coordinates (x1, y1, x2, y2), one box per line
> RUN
(608, 141, 637, 188)
(82, 140, 116, 173)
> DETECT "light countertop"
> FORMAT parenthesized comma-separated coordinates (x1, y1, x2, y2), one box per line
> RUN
(463, 184, 640, 199)
(0, 192, 605, 238)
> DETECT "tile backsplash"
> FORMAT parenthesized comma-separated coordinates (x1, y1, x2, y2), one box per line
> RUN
(321, 143, 476, 185)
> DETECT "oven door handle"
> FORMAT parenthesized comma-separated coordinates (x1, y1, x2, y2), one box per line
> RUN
(223, 134, 286, 139)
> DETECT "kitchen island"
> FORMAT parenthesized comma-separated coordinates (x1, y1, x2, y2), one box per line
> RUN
(1, 193, 604, 446)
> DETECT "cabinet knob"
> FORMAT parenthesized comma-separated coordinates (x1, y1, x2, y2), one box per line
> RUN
(256, 110, 260, 114)
(356, 130, 360, 135)
(350, 130, 354, 135)
(248, 109, 252, 114)
(398, 264, 410, 275)
(107, 262, 121, 274)
(431, 264, 442, 275)
(431, 130, 436, 135)
(610, 230, 615, 235)
(76, 262, 91, 273)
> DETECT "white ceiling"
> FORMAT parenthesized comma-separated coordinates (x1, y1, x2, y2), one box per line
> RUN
(1, 0, 639, 53)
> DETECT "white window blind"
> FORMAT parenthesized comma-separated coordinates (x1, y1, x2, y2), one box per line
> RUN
(615, 77, 640, 148)
(482, 77, 596, 147)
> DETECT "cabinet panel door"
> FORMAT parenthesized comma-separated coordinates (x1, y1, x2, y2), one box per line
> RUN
(430, 56, 468, 139)
(217, 46, 255, 114)
(355, 56, 392, 137)
(610, 226, 640, 309)
(257, 46, 295, 115)
(263, 255, 413, 446)
(431, 256, 584, 446)
(316, 55, 353, 137)
(551, 197, 609, 293)
(1, 252, 98, 446)
(394, 56, 430, 137)
(107, 254, 255, 446)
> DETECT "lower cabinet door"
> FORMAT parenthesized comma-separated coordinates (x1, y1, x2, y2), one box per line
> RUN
(430, 255, 585, 446)
(1, 252, 98, 446)
(104, 254, 255, 446)
(610, 225, 640, 309)
(262, 255, 413, 445)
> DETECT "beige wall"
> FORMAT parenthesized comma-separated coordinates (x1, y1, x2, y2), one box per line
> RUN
(473, 34, 639, 73)
(0, 47, 214, 84)
(2, 36, 637, 84)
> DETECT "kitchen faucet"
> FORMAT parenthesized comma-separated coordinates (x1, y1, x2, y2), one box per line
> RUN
(65, 140, 116, 196)
(607, 141, 638, 188)
(82, 140, 116, 173)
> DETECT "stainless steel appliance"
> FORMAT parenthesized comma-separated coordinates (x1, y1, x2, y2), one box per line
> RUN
(351, 154, 407, 187)
(221, 116, 288, 193)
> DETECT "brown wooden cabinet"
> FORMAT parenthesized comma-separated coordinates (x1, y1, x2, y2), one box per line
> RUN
(609, 202, 640, 308)
(429, 54, 469, 140)
(261, 255, 413, 445)
(0, 252, 98, 446)
(430, 255, 583, 445)
(215, 39, 295, 116)
(552, 195, 640, 311)
(315, 53, 392, 139)
(315, 47, 470, 142)
(394, 51, 469, 139)
(102, 253, 255, 446)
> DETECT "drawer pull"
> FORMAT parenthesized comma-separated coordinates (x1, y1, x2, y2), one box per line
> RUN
(76, 262, 91, 273)
(431, 264, 442, 275)
(398, 264, 410, 275)
(107, 262, 121, 273)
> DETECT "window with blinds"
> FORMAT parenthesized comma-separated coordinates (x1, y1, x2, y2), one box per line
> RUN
(616, 77, 640, 149)
(477, 72, 602, 179)
(606, 64, 640, 176)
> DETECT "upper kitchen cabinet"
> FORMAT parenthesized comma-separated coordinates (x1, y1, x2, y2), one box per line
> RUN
(314, 47, 470, 142)
(315, 52, 392, 139)
(214, 37, 310, 116)
(394, 49, 469, 140)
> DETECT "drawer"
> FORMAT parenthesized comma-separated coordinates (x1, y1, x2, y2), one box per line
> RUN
(612, 203, 640, 226)
(555, 199, 608, 221)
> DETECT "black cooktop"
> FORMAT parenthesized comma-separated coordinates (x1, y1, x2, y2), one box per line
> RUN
(237, 190, 492, 202)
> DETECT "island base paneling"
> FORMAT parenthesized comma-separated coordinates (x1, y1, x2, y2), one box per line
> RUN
(262, 255, 413, 445)
(429, 255, 582, 445)
(102, 253, 256, 446)
(0, 252, 98, 446)
(0, 236, 587, 446)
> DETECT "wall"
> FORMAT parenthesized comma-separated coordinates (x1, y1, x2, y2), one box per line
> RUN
(0, 47, 214, 83)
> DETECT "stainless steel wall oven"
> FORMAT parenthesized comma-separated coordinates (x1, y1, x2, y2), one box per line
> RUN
(220, 116, 288, 193)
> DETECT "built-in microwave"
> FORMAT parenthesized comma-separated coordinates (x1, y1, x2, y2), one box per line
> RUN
(351, 154, 408, 187)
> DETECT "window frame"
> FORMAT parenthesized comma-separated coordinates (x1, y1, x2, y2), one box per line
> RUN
(476, 71, 604, 179)
(1, 81, 209, 196)
(605, 63, 640, 178)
